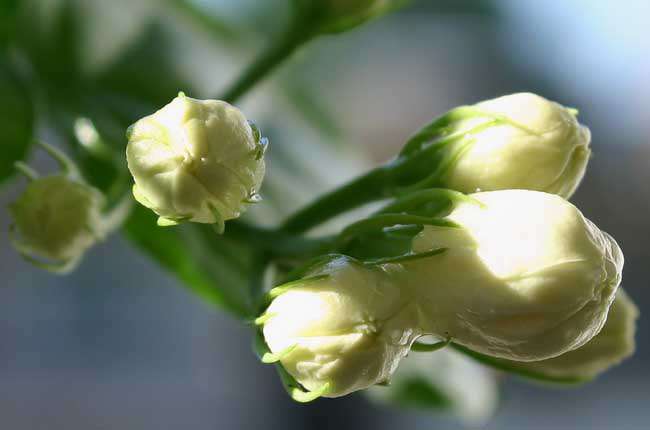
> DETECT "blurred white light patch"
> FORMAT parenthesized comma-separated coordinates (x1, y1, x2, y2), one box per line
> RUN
(367, 348, 499, 426)
(500, 0, 650, 142)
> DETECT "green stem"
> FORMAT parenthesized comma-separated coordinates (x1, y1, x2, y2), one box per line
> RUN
(220, 22, 313, 104)
(226, 221, 333, 258)
(281, 166, 390, 234)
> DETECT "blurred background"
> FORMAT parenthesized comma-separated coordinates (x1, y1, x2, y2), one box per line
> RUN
(1, 0, 649, 429)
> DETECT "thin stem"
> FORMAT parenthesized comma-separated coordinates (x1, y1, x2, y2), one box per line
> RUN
(220, 23, 313, 104)
(226, 221, 334, 258)
(101, 192, 134, 234)
(281, 166, 390, 234)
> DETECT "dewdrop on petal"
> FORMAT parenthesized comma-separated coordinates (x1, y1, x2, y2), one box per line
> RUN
(407, 190, 623, 361)
(126, 92, 266, 230)
(260, 257, 419, 398)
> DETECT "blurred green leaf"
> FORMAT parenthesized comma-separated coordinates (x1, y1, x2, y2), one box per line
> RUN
(0, 0, 19, 49)
(0, 61, 34, 185)
(124, 206, 254, 318)
(381, 376, 454, 410)
(95, 22, 194, 111)
(166, 0, 241, 43)
(15, 0, 84, 95)
(282, 78, 342, 140)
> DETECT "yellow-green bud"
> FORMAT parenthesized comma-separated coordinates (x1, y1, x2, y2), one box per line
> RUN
(9, 175, 105, 267)
(440, 93, 591, 198)
(408, 190, 623, 361)
(126, 93, 266, 227)
(262, 258, 418, 398)
(506, 289, 638, 379)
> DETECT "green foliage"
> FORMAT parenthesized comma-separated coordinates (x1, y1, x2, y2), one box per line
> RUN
(380, 377, 454, 410)
(0, 62, 34, 185)
(125, 207, 255, 317)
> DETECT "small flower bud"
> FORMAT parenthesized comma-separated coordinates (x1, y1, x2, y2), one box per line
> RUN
(446, 93, 590, 197)
(126, 93, 266, 228)
(403, 93, 591, 198)
(506, 289, 638, 380)
(9, 174, 105, 270)
(408, 190, 623, 361)
(261, 257, 417, 398)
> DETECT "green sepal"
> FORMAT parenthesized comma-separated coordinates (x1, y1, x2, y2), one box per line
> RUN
(363, 247, 447, 266)
(377, 188, 481, 217)
(38, 140, 82, 180)
(267, 274, 330, 300)
(207, 203, 225, 234)
(261, 344, 298, 364)
(8, 225, 79, 275)
(337, 213, 458, 251)
(254, 312, 274, 326)
(14, 161, 39, 181)
(253, 331, 328, 402)
(254, 137, 269, 161)
(157, 216, 191, 227)
(277, 364, 330, 403)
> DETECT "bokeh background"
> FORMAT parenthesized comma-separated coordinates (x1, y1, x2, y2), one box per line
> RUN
(1, 0, 649, 429)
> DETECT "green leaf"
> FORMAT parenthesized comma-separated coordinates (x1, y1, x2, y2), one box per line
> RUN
(0, 0, 19, 48)
(282, 78, 342, 140)
(95, 21, 195, 110)
(165, 0, 241, 43)
(0, 61, 34, 185)
(124, 205, 254, 318)
(15, 0, 84, 93)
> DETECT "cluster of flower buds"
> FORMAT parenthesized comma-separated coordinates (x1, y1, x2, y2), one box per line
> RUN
(8, 142, 126, 273)
(259, 190, 626, 398)
(256, 93, 635, 400)
(126, 92, 266, 232)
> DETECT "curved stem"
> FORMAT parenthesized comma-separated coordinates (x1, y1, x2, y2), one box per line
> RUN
(226, 221, 334, 258)
(281, 166, 390, 234)
(220, 23, 313, 104)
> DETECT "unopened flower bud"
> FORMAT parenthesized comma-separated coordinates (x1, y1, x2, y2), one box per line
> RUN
(506, 289, 638, 380)
(126, 93, 266, 228)
(261, 257, 417, 398)
(403, 93, 591, 198)
(9, 174, 105, 271)
(408, 190, 623, 361)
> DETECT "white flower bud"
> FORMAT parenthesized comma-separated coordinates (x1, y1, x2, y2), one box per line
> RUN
(440, 93, 591, 198)
(126, 93, 266, 227)
(262, 257, 418, 398)
(507, 289, 638, 379)
(9, 175, 105, 269)
(408, 190, 623, 361)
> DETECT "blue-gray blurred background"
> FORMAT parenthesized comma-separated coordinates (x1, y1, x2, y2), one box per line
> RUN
(1, 0, 649, 429)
